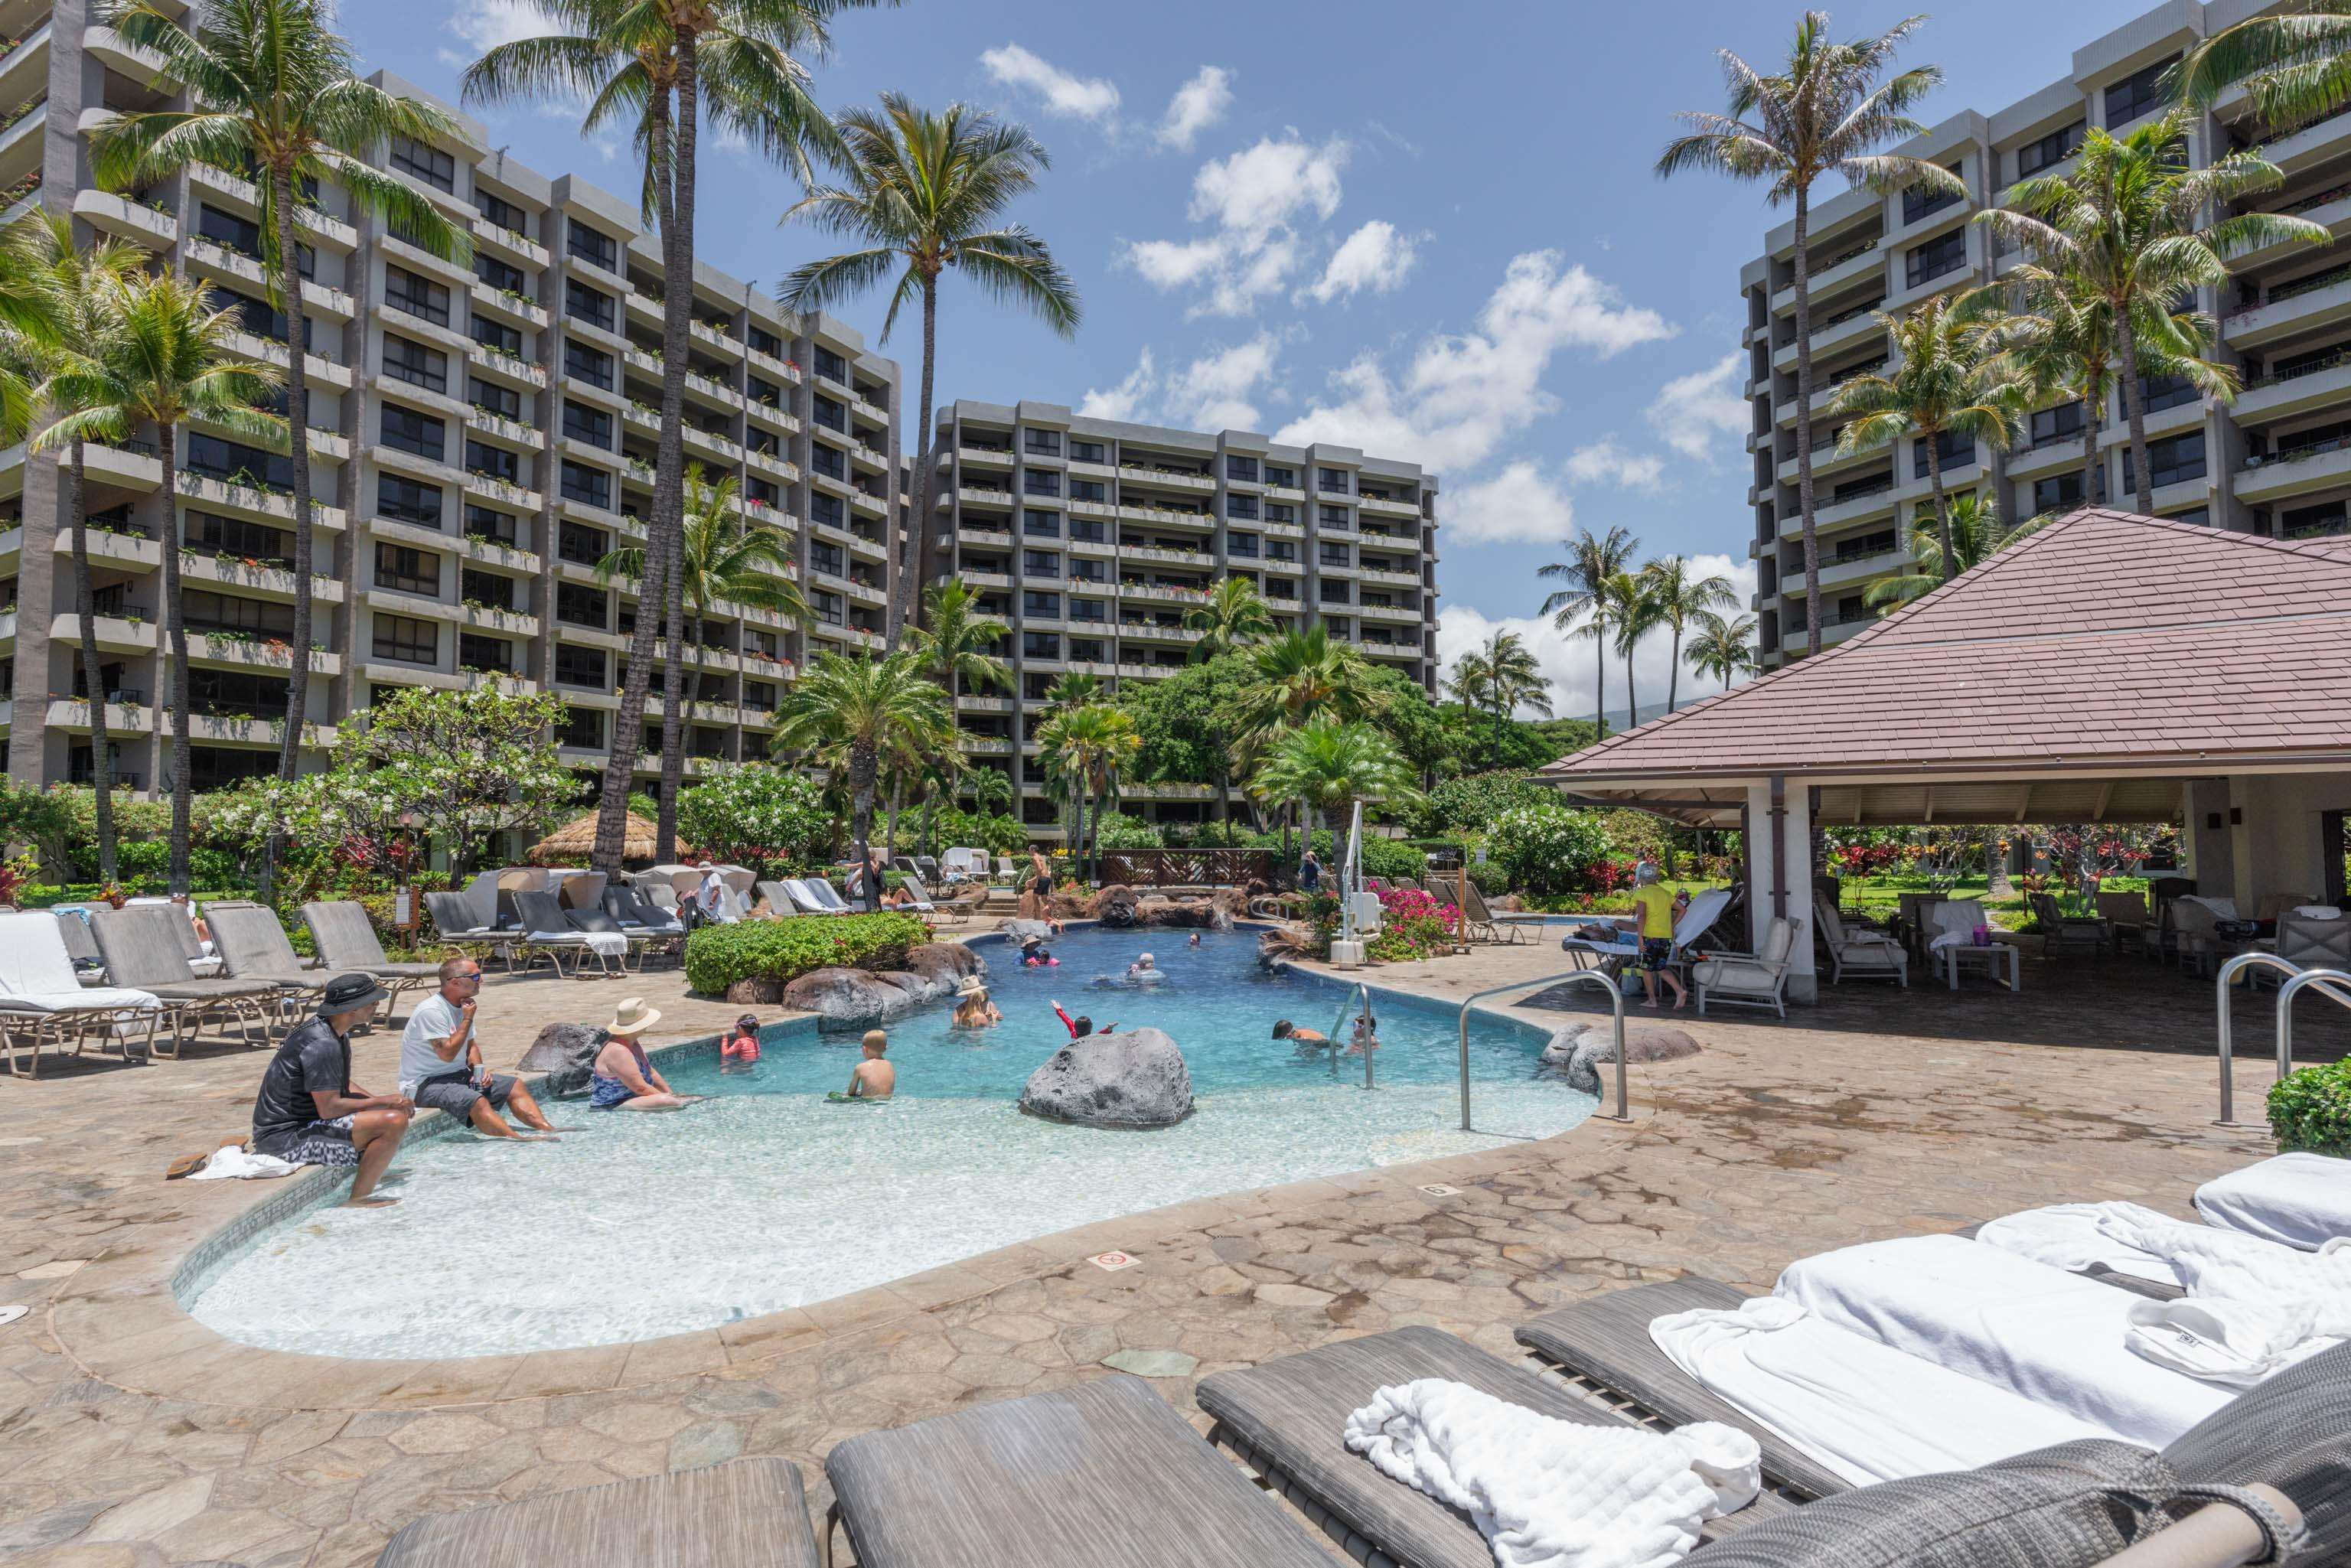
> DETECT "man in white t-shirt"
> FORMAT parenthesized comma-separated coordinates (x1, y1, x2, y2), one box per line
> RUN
(400, 956, 557, 1139)
(695, 860, 738, 924)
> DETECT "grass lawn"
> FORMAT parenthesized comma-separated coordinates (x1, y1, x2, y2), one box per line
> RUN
(1837, 872, 2154, 930)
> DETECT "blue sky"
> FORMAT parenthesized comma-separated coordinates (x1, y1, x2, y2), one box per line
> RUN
(357, 0, 2151, 719)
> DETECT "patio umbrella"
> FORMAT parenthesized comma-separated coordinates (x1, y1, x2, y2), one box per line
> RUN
(524, 812, 668, 866)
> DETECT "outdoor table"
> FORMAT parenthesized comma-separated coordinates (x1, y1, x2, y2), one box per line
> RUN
(1942, 939, 2021, 991)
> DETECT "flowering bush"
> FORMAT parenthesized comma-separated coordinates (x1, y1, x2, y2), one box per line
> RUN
(677, 764, 834, 876)
(1367, 883, 1460, 962)
(1485, 804, 1614, 899)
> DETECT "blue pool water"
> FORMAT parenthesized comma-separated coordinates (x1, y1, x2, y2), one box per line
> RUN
(185, 929, 1594, 1358)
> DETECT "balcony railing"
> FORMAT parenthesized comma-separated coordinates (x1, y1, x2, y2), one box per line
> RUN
(2246, 347, 2351, 389)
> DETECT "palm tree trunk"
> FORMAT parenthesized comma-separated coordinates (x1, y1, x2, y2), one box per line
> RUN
(1623, 649, 1639, 734)
(1791, 181, 1824, 658)
(1927, 432, 1955, 583)
(1071, 787, 1085, 890)
(1666, 622, 1682, 713)
(1592, 633, 1607, 742)
(2078, 384, 2102, 510)
(68, 440, 116, 882)
(892, 280, 938, 650)
(850, 744, 877, 911)
(261, 167, 315, 902)
(2116, 316, 2154, 514)
(885, 775, 901, 859)
(654, 42, 702, 863)
(159, 426, 191, 892)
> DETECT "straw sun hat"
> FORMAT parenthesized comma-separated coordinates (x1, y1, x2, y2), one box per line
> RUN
(954, 976, 989, 998)
(606, 997, 663, 1035)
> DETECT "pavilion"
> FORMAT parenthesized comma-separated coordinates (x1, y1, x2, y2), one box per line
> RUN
(1538, 509, 2351, 1002)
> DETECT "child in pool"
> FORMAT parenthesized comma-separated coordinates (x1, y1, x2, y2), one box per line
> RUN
(1273, 1019, 1329, 1055)
(1021, 934, 1057, 967)
(838, 1029, 894, 1100)
(1052, 1000, 1118, 1038)
(1348, 1010, 1380, 1055)
(719, 1012, 761, 1069)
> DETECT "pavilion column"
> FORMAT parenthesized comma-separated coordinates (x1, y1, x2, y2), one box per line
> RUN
(2227, 774, 2258, 912)
(1745, 775, 1818, 1004)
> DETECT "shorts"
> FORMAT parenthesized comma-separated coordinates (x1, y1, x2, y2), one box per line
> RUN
(254, 1116, 358, 1168)
(415, 1070, 517, 1123)
(1639, 937, 1674, 973)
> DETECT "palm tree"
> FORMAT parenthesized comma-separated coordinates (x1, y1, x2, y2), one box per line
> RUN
(1978, 106, 2324, 513)
(1184, 575, 1276, 660)
(1537, 523, 1636, 739)
(1035, 703, 1139, 882)
(1446, 628, 1547, 764)
(466, 0, 856, 872)
(44, 272, 282, 891)
(2179, 6, 2351, 126)
(1861, 493, 2006, 612)
(964, 760, 1014, 816)
(14, 218, 136, 882)
(1684, 611, 1759, 691)
(1966, 266, 2118, 513)
(769, 649, 951, 909)
(1250, 716, 1422, 846)
(93, 0, 474, 893)
(780, 93, 1080, 646)
(1229, 625, 1384, 859)
(596, 463, 810, 701)
(1042, 670, 1101, 714)
(1658, 12, 1956, 657)
(1829, 295, 2028, 583)
(1639, 556, 1736, 712)
(906, 575, 1011, 697)
(1593, 570, 1659, 732)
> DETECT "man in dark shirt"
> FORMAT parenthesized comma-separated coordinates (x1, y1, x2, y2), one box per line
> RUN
(250, 973, 414, 1208)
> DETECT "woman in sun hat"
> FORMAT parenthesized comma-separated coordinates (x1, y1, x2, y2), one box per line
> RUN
(951, 974, 1000, 1028)
(588, 998, 692, 1110)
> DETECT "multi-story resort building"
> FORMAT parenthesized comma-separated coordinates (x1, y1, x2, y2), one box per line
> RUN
(925, 401, 1441, 838)
(1739, 0, 2351, 670)
(0, 28, 905, 794)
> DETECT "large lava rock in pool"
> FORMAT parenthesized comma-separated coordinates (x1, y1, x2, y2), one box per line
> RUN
(1091, 884, 1142, 927)
(1018, 1026, 1195, 1128)
(1541, 1022, 1702, 1094)
(517, 1021, 605, 1075)
(904, 942, 983, 995)
(781, 965, 916, 1032)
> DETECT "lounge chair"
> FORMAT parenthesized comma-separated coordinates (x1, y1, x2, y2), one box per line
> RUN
(2275, 911, 2351, 974)
(424, 891, 501, 945)
(510, 889, 615, 976)
(51, 906, 106, 978)
(1815, 895, 1907, 986)
(2030, 892, 2112, 957)
(566, 905, 656, 971)
(1560, 888, 1739, 990)
(1692, 914, 1798, 1016)
(803, 879, 863, 916)
(897, 872, 969, 926)
(376, 1458, 819, 1568)
(87, 906, 280, 1054)
(891, 855, 923, 879)
(940, 846, 987, 882)
(126, 895, 223, 976)
(2095, 891, 2150, 953)
(207, 904, 329, 1015)
(0, 911, 162, 1077)
(824, 1373, 1341, 1568)
(302, 901, 443, 1017)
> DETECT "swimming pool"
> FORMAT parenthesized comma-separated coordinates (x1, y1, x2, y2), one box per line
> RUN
(182, 928, 1595, 1358)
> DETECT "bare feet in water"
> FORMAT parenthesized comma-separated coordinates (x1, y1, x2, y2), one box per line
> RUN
(344, 1195, 400, 1208)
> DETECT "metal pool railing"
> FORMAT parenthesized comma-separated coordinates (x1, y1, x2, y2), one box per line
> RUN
(1455, 968, 1629, 1132)
(2211, 953, 2351, 1123)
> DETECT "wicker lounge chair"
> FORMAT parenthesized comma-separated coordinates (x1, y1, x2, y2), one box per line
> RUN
(1815, 895, 1908, 986)
(0, 911, 163, 1077)
(302, 901, 442, 1016)
(1693, 914, 1798, 1016)
(87, 906, 279, 1054)
(823, 1372, 1339, 1568)
(376, 1457, 818, 1568)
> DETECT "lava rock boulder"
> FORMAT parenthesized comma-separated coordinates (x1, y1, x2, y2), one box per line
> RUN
(517, 1021, 605, 1075)
(1018, 1025, 1195, 1128)
(781, 965, 918, 1032)
(1544, 1022, 1703, 1094)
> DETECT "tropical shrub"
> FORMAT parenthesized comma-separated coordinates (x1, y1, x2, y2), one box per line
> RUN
(1090, 811, 1163, 850)
(1244, 828, 1427, 883)
(683, 911, 929, 996)
(931, 806, 1028, 859)
(1366, 883, 1459, 962)
(1411, 770, 1556, 839)
(2268, 1061, 2351, 1158)
(676, 764, 834, 875)
(1485, 805, 1614, 899)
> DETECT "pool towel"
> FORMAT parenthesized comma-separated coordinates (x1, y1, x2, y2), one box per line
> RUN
(2194, 1152, 2351, 1251)
(2122, 1298, 2342, 1390)
(187, 1144, 302, 1181)
(1975, 1201, 2199, 1285)
(1774, 1234, 2232, 1447)
(1345, 1378, 1759, 1568)
(1648, 1295, 2115, 1487)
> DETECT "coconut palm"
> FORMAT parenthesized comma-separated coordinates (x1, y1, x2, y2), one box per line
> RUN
(466, 0, 857, 872)
(2179, 5, 2351, 126)
(1965, 266, 2118, 513)
(92, 0, 473, 892)
(1860, 493, 2007, 612)
(1684, 610, 1759, 691)
(1829, 295, 2029, 583)
(1229, 625, 1386, 859)
(1639, 556, 1737, 712)
(1035, 702, 1139, 882)
(1184, 574, 1276, 660)
(906, 575, 1010, 697)
(1589, 569, 1661, 733)
(768, 649, 951, 910)
(780, 93, 1080, 646)
(1979, 106, 2324, 513)
(1659, 11, 1957, 657)
(1042, 671, 1101, 715)
(1447, 628, 1548, 764)
(1537, 523, 1636, 739)
(1250, 716, 1423, 845)
(42, 272, 282, 891)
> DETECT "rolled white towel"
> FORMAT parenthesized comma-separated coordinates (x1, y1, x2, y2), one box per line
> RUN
(2193, 1153, 2351, 1252)
(1344, 1377, 1758, 1568)
(188, 1145, 303, 1181)
(2124, 1298, 2344, 1390)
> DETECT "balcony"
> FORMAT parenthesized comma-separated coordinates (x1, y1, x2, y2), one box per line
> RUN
(471, 213, 549, 269)
(1356, 492, 1420, 519)
(73, 187, 177, 250)
(1785, 480, 1897, 536)
(957, 444, 1014, 469)
(471, 285, 548, 331)
(1118, 462, 1215, 493)
(1772, 302, 1885, 370)
(187, 630, 341, 676)
(180, 550, 344, 604)
(2235, 352, 2351, 425)
(179, 470, 347, 530)
(2225, 264, 2351, 349)
(469, 342, 546, 390)
(2236, 439, 2351, 503)
(49, 611, 157, 655)
(46, 699, 154, 737)
(1769, 236, 1881, 313)
(181, 236, 356, 319)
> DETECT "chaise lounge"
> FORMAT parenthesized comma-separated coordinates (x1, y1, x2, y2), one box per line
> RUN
(89, 905, 282, 1055)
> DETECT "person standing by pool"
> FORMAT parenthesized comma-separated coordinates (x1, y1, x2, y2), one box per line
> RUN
(401, 957, 558, 1139)
(719, 1013, 762, 1070)
(1027, 846, 1053, 915)
(846, 1029, 895, 1098)
(1299, 849, 1321, 894)
(589, 999, 692, 1110)
(1626, 862, 1690, 1011)
(693, 861, 739, 925)
(249, 973, 412, 1208)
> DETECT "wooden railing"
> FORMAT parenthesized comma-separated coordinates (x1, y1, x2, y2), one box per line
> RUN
(1096, 849, 1273, 888)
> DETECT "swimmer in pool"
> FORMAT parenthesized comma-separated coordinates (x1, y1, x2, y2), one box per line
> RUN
(1021, 934, 1057, 967)
(719, 1012, 761, 1071)
(1052, 1000, 1118, 1038)
(844, 1028, 895, 1099)
(1125, 952, 1161, 983)
(1347, 1010, 1381, 1055)
(1273, 1019, 1329, 1055)
(952, 976, 999, 1028)
(1188, 931, 1202, 947)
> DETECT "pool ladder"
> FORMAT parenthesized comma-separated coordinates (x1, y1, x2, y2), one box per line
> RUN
(2212, 954, 2351, 1124)
(1329, 982, 1375, 1090)
(1454, 969, 1629, 1133)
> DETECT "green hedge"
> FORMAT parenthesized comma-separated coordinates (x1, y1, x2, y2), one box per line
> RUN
(683, 912, 930, 996)
(2269, 1060, 2351, 1158)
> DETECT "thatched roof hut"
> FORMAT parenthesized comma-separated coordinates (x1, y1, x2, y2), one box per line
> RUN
(524, 811, 677, 867)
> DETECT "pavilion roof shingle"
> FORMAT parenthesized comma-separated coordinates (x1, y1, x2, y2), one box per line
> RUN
(1542, 509, 2351, 784)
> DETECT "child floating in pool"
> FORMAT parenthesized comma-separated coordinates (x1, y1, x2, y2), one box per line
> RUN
(952, 976, 999, 1028)
(589, 999, 693, 1110)
(1273, 1019, 1329, 1055)
(719, 1012, 761, 1069)
(837, 1029, 895, 1100)
(1021, 934, 1057, 967)
(1188, 931, 1202, 947)
(1052, 1000, 1117, 1038)
(1347, 1010, 1381, 1055)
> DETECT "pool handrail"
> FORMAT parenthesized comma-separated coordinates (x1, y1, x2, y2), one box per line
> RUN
(2274, 966, 2351, 1087)
(2212, 952, 2351, 1123)
(1454, 967, 1628, 1131)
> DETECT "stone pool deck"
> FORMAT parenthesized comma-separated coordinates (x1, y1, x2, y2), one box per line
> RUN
(0, 936, 2333, 1566)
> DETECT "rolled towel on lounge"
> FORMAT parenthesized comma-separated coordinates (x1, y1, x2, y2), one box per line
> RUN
(2124, 1297, 2345, 1390)
(2194, 1152, 2351, 1252)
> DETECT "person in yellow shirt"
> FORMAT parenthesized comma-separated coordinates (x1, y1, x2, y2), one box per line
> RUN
(1624, 862, 1689, 1010)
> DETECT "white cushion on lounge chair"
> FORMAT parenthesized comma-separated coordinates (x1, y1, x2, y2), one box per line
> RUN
(806, 879, 855, 913)
(2196, 1153, 2351, 1251)
(781, 879, 838, 916)
(0, 912, 161, 1015)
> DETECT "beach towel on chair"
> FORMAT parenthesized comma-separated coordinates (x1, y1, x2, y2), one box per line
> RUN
(1343, 1377, 1759, 1568)
(2194, 1152, 2351, 1251)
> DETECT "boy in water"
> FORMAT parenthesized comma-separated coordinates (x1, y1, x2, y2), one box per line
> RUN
(846, 1029, 895, 1099)
(1273, 1019, 1329, 1053)
(1052, 1000, 1117, 1038)
(1347, 1009, 1380, 1055)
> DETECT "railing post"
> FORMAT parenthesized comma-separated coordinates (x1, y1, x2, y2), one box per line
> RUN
(1454, 969, 1633, 1133)
(2275, 967, 2351, 1079)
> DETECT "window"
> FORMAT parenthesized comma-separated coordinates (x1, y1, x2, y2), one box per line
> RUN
(1319, 579, 1352, 604)
(560, 461, 611, 510)
(374, 542, 439, 595)
(2031, 471, 2086, 516)
(2104, 57, 2176, 129)
(1070, 518, 1106, 543)
(1070, 479, 1106, 503)
(808, 444, 845, 480)
(1022, 509, 1060, 537)
(470, 314, 522, 354)
(1224, 454, 1259, 482)
(2141, 373, 2198, 414)
(1070, 439, 1105, 463)
(557, 521, 607, 566)
(377, 474, 443, 526)
(1226, 494, 1258, 520)
(1267, 540, 1297, 562)
(1905, 229, 1968, 288)
(2121, 430, 2206, 491)
(475, 253, 527, 294)
(1022, 429, 1061, 456)
(1264, 464, 1296, 487)
(383, 336, 448, 395)
(813, 592, 843, 626)
(566, 219, 618, 272)
(188, 512, 291, 566)
(1022, 591, 1061, 618)
(2017, 121, 2085, 178)
(385, 266, 451, 327)
(1910, 428, 1972, 478)
(1021, 632, 1060, 659)
(556, 583, 608, 627)
(469, 377, 520, 419)
(810, 493, 844, 528)
(812, 395, 846, 433)
(1228, 531, 1260, 558)
(1070, 559, 1106, 583)
(466, 441, 518, 484)
(563, 401, 613, 449)
(1022, 550, 1059, 579)
(1901, 162, 1963, 226)
(381, 405, 447, 462)
(814, 346, 848, 381)
(465, 504, 519, 545)
(1317, 467, 1351, 494)
(1319, 503, 1351, 526)
(2281, 499, 2348, 538)
(1318, 543, 1352, 567)
(1022, 470, 1061, 497)
(810, 543, 845, 577)
(197, 204, 262, 259)
(2029, 401, 2084, 448)
(1266, 502, 1297, 525)
(458, 632, 514, 673)
(747, 324, 783, 357)
(474, 187, 527, 233)
(186, 433, 295, 491)
(460, 568, 514, 610)
(748, 375, 781, 407)
(228, 292, 312, 350)
(565, 279, 615, 331)
(556, 704, 604, 748)
(1070, 599, 1107, 624)
(564, 341, 615, 390)
(390, 135, 455, 192)
(373, 611, 437, 665)
(745, 477, 778, 507)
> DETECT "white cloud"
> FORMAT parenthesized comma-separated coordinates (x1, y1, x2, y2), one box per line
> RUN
(1122, 133, 1353, 318)
(1562, 437, 1665, 491)
(1166, 334, 1280, 430)
(1125, 236, 1225, 291)
(1157, 66, 1232, 151)
(1437, 550, 1759, 722)
(1303, 220, 1420, 305)
(440, 0, 557, 65)
(1443, 461, 1577, 547)
(1078, 348, 1157, 422)
(1646, 351, 1751, 461)
(979, 43, 1121, 121)
(1189, 134, 1348, 233)
(1275, 250, 1677, 471)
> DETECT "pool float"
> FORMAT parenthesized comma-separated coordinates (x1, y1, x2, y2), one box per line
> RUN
(825, 1091, 889, 1104)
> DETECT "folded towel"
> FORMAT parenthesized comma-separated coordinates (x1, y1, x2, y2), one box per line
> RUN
(188, 1145, 302, 1181)
(2291, 906, 2342, 919)
(579, 931, 629, 959)
(1975, 1201, 2195, 1285)
(2194, 1153, 2351, 1251)
(2124, 1298, 2343, 1390)
(1345, 1378, 1758, 1568)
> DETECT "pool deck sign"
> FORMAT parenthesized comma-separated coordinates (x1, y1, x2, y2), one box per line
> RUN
(1417, 1184, 1461, 1197)
(1087, 1250, 1141, 1272)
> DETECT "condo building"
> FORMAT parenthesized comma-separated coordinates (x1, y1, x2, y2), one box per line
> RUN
(0, 20, 905, 794)
(925, 401, 1441, 838)
(1740, 0, 2351, 669)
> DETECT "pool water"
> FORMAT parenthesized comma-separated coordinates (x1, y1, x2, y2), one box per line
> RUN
(184, 929, 1594, 1358)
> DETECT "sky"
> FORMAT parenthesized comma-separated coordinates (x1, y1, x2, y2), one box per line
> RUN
(357, 0, 2155, 722)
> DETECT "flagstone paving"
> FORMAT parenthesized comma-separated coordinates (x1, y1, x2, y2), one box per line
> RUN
(0, 937, 2334, 1566)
